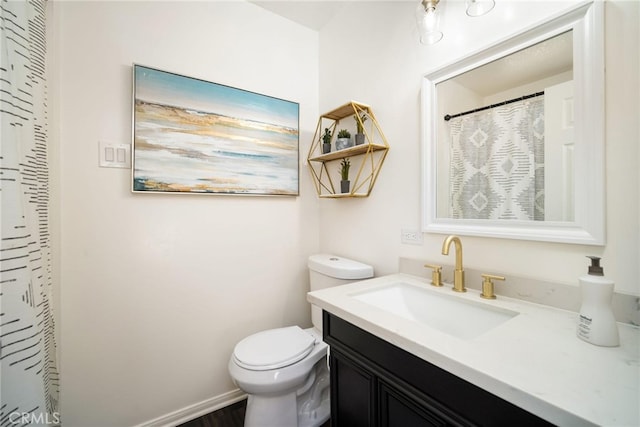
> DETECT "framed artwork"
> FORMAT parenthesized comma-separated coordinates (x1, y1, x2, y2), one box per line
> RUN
(132, 64, 299, 195)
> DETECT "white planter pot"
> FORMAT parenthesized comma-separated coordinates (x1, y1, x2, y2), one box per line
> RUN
(335, 137, 353, 150)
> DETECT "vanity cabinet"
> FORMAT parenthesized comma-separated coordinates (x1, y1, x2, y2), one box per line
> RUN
(323, 312, 553, 427)
(307, 101, 389, 198)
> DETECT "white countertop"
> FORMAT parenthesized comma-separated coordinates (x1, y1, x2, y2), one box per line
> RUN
(307, 273, 640, 427)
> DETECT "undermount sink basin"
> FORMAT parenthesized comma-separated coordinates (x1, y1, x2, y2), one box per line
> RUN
(351, 282, 518, 339)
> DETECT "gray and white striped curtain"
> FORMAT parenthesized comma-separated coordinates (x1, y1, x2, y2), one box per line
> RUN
(1, 1, 60, 425)
(449, 97, 545, 221)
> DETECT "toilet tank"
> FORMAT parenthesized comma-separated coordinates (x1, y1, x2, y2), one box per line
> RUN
(308, 254, 374, 331)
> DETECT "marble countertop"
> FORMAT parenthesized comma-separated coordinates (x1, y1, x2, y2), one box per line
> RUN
(307, 273, 639, 427)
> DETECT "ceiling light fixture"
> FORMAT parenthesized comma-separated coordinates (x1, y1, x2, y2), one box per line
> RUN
(416, 0, 443, 45)
(417, 0, 496, 45)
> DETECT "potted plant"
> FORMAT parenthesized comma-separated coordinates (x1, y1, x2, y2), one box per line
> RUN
(335, 129, 352, 150)
(340, 158, 351, 193)
(354, 113, 368, 145)
(322, 128, 332, 154)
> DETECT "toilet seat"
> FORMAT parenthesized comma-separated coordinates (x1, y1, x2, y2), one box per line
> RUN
(233, 326, 316, 371)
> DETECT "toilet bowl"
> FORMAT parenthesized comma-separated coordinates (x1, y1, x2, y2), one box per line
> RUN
(228, 327, 329, 427)
(228, 254, 374, 427)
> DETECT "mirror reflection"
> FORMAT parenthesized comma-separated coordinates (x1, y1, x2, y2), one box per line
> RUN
(435, 31, 574, 222)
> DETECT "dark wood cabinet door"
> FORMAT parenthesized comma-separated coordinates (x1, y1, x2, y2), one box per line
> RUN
(330, 348, 375, 427)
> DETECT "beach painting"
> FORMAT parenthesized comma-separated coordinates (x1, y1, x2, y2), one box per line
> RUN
(132, 65, 299, 195)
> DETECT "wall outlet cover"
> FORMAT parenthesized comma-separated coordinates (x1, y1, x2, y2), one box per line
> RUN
(401, 229, 424, 245)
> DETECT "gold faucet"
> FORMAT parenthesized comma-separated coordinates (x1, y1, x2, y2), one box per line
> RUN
(442, 235, 465, 292)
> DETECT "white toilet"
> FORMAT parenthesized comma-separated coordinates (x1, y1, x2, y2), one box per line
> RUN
(228, 254, 374, 427)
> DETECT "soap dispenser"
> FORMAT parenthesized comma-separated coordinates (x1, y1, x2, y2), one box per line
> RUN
(576, 256, 619, 347)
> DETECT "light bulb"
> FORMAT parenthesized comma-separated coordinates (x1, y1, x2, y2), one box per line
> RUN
(424, 7, 437, 32)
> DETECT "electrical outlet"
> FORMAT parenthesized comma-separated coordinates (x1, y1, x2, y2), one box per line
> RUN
(401, 229, 423, 245)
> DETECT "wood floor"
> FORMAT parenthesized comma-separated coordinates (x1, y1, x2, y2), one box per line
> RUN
(177, 399, 330, 427)
(178, 400, 246, 427)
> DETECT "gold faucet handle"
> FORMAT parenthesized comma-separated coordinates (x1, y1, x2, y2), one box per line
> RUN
(424, 264, 443, 287)
(480, 274, 505, 299)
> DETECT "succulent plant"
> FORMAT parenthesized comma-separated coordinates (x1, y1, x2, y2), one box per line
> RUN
(322, 128, 332, 144)
(340, 158, 351, 181)
(337, 129, 351, 139)
(354, 113, 368, 134)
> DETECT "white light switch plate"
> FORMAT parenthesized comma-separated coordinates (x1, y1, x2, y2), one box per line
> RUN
(99, 141, 131, 169)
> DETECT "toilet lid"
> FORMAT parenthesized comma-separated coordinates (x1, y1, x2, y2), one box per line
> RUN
(233, 326, 316, 371)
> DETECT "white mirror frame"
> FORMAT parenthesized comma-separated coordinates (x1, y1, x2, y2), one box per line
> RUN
(421, 0, 604, 245)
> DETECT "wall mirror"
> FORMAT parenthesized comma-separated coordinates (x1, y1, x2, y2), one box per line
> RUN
(422, 1, 604, 245)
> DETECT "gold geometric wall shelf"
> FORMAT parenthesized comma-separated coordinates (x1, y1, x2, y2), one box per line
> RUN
(307, 101, 389, 198)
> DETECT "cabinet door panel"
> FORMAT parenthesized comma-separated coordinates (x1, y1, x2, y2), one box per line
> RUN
(331, 349, 374, 427)
(380, 382, 453, 427)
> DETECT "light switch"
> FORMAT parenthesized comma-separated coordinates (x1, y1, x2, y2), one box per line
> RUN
(116, 147, 126, 163)
(99, 141, 131, 169)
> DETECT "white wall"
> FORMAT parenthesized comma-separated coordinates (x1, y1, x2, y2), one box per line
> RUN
(51, 2, 319, 426)
(318, 0, 639, 295)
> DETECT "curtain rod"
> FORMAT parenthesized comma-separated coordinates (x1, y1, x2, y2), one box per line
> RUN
(444, 91, 544, 121)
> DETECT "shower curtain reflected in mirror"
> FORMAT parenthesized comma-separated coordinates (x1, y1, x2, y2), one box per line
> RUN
(448, 97, 545, 221)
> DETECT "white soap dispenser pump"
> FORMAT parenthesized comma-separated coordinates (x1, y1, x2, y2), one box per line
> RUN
(577, 256, 619, 347)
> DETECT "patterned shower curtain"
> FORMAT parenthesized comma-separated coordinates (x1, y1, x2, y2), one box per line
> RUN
(1, 1, 60, 425)
(448, 97, 545, 221)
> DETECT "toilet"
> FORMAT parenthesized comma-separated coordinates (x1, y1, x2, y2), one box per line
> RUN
(228, 254, 374, 427)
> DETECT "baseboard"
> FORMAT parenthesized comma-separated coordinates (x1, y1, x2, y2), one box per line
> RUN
(134, 389, 247, 427)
